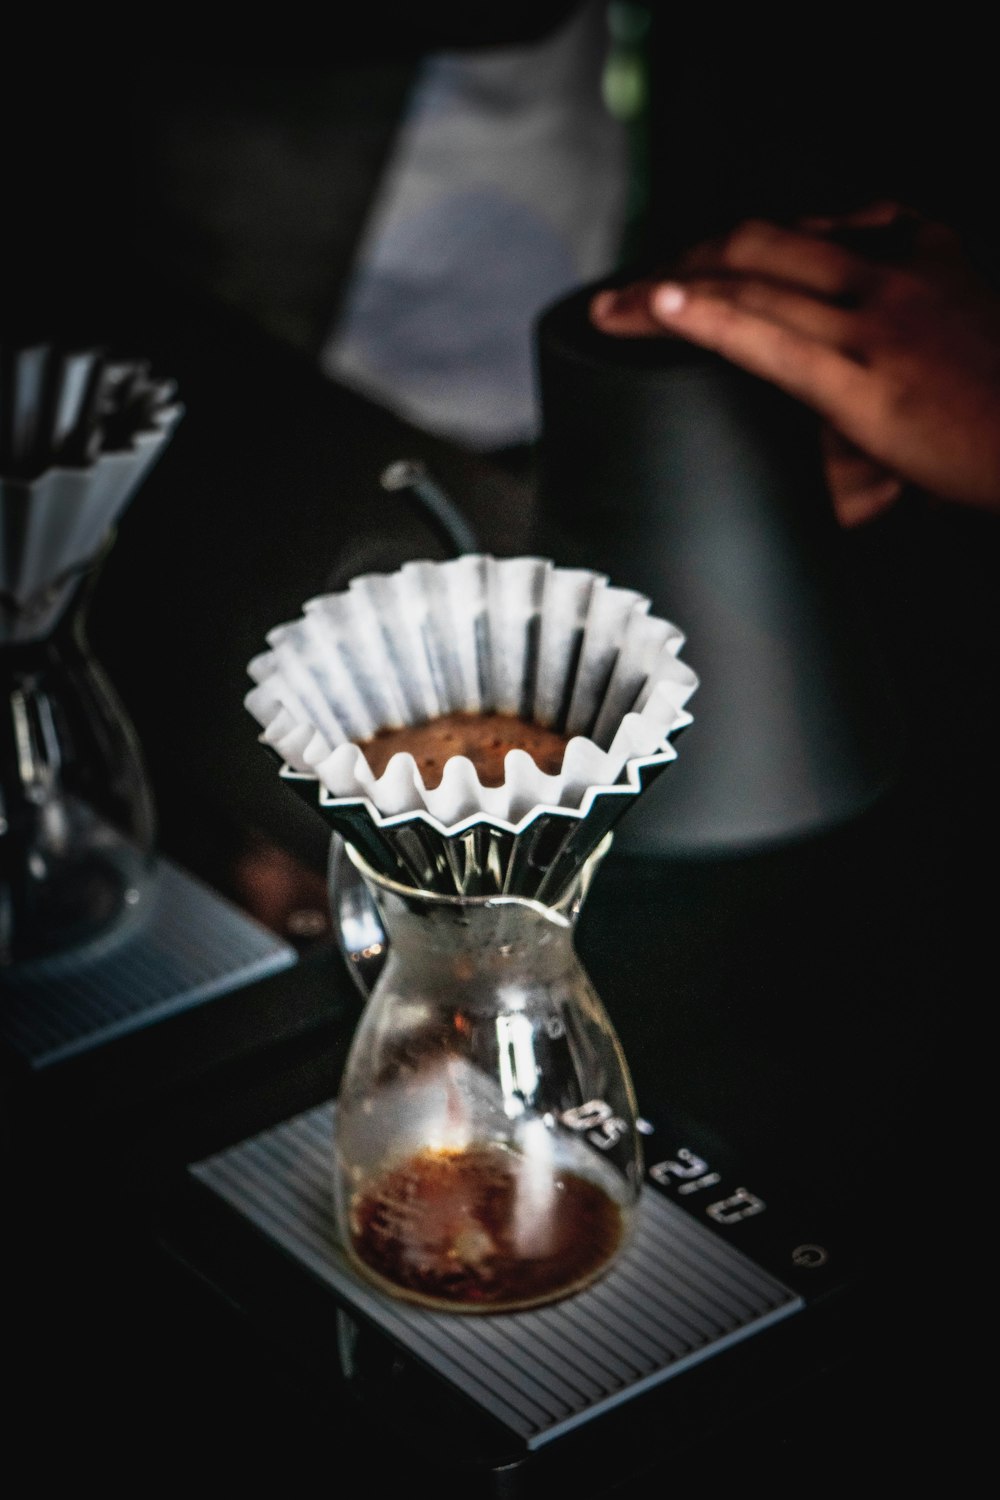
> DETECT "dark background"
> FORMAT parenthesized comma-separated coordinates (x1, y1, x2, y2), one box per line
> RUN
(6, 9, 999, 345)
(4, 8, 997, 1491)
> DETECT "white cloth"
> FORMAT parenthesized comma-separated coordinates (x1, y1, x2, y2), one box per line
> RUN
(320, 2, 629, 450)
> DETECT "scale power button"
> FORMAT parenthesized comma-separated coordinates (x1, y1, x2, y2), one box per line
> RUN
(791, 1244, 829, 1269)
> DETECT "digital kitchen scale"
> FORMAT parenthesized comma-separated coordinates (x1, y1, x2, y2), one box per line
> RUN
(172, 1097, 857, 1497)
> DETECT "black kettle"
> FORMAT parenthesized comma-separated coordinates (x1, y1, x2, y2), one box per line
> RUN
(532, 281, 902, 856)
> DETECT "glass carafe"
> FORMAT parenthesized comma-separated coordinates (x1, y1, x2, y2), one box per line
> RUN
(0, 558, 155, 965)
(333, 836, 641, 1314)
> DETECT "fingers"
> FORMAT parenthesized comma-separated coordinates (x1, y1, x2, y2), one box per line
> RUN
(646, 280, 869, 418)
(797, 200, 914, 233)
(593, 269, 860, 350)
(654, 273, 857, 349)
(820, 424, 904, 528)
(590, 282, 665, 337)
(590, 206, 1000, 518)
(829, 471, 904, 528)
(592, 268, 870, 417)
(589, 210, 938, 345)
(685, 219, 877, 303)
(798, 202, 966, 270)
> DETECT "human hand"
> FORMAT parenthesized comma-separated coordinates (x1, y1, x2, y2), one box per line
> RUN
(590, 204, 1000, 527)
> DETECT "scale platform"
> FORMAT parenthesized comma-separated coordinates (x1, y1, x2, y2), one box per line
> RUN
(0, 856, 296, 1068)
(180, 1102, 855, 1494)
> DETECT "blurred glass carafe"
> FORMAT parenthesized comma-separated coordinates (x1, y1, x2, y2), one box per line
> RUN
(0, 342, 180, 963)
(1, 547, 156, 964)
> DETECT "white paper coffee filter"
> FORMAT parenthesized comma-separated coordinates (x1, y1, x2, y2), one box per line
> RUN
(0, 406, 182, 643)
(246, 555, 697, 830)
